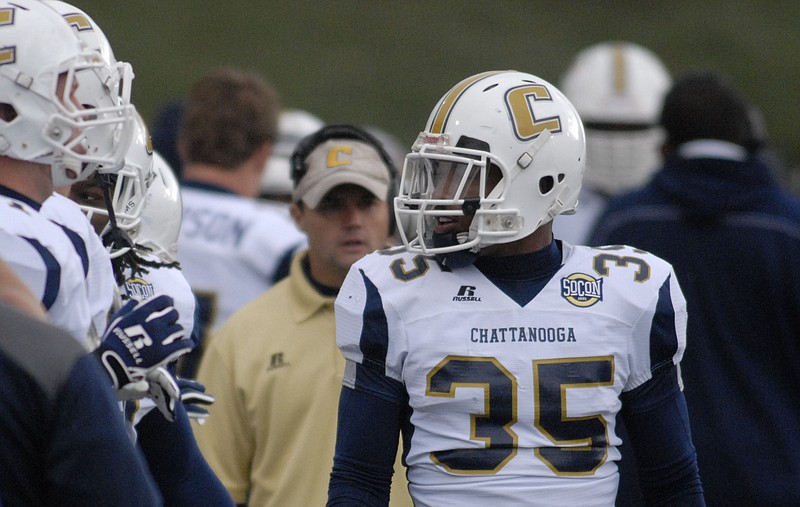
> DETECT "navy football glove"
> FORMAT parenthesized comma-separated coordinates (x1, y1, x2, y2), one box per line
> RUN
(177, 377, 215, 424)
(96, 295, 192, 390)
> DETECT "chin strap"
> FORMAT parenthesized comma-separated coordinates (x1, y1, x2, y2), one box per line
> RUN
(97, 173, 134, 256)
(432, 231, 479, 268)
(96, 173, 139, 285)
(95, 173, 182, 287)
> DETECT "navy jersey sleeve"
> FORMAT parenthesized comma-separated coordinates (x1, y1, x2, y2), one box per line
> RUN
(620, 364, 705, 506)
(327, 361, 407, 507)
(136, 400, 235, 506)
(49, 355, 163, 505)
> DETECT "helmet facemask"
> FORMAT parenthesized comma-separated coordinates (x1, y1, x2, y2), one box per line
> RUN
(42, 0, 137, 183)
(32, 54, 135, 187)
(69, 113, 152, 259)
(395, 133, 521, 262)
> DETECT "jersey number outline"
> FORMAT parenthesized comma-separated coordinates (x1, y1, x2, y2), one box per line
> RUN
(426, 355, 614, 476)
(592, 246, 651, 282)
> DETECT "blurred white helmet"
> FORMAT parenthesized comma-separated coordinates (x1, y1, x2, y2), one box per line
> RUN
(0, 0, 135, 186)
(395, 71, 585, 265)
(364, 125, 407, 174)
(138, 152, 182, 263)
(260, 109, 324, 199)
(560, 41, 671, 195)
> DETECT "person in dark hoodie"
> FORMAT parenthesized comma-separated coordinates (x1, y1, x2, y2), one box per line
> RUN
(590, 71, 800, 506)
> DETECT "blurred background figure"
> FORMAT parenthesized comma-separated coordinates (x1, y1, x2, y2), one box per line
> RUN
(259, 109, 325, 207)
(553, 41, 671, 244)
(176, 67, 306, 376)
(151, 99, 185, 180)
(363, 125, 409, 244)
(363, 125, 408, 175)
(193, 124, 410, 507)
(590, 71, 800, 506)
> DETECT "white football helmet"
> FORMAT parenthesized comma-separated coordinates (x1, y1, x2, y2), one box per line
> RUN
(76, 114, 152, 258)
(260, 109, 325, 199)
(44, 0, 136, 172)
(0, 0, 135, 187)
(44, 0, 134, 103)
(395, 70, 585, 262)
(560, 42, 671, 195)
(137, 152, 182, 263)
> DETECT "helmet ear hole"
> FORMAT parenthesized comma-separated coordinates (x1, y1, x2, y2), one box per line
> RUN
(0, 103, 17, 122)
(558, 173, 565, 183)
(539, 175, 555, 195)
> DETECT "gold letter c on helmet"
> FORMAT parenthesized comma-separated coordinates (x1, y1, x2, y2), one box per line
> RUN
(505, 84, 562, 141)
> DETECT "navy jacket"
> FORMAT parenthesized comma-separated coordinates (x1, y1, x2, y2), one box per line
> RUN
(591, 143, 800, 506)
(0, 303, 162, 506)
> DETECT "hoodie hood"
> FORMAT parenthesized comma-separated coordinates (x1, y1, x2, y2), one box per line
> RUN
(652, 153, 780, 217)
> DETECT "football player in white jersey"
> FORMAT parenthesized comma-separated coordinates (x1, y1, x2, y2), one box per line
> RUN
(0, 0, 136, 347)
(68, 117, 197, 346)
(176, 68, 306, 375)
(41, 191, 116, 347)
(67, 116, 198, 403)
(68, 119, 234, 505)
(36, 0, 137, 349)
(328, 71, 704, 506)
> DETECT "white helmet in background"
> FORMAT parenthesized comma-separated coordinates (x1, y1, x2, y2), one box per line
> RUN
(0, 0, 135, 186)
(260, 109, 324, 200)
(395, 70, 585, 264)
(73, 114, 152, 258)
(137, 152, 182, 263)
(560, 41, 671, 195)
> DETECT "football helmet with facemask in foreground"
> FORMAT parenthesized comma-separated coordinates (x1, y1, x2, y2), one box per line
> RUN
(0, 1, 135, 186)
(394, 70, 585, 267)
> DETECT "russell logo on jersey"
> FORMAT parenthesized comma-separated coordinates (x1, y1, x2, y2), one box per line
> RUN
(452, 285, 482, 302)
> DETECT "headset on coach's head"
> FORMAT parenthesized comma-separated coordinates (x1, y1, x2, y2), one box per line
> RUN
(290, 124, 399, 235)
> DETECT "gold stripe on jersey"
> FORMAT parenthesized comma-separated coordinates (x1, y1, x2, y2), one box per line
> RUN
(429, 71, 508, 134)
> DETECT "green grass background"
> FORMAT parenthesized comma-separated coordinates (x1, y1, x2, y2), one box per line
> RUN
(77, 1, 800, 186)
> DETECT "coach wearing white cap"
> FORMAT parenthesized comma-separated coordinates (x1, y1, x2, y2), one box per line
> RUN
(193, 125, 412, 507)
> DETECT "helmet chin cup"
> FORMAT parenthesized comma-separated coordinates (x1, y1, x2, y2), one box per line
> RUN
(432, 231, 478, 268)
